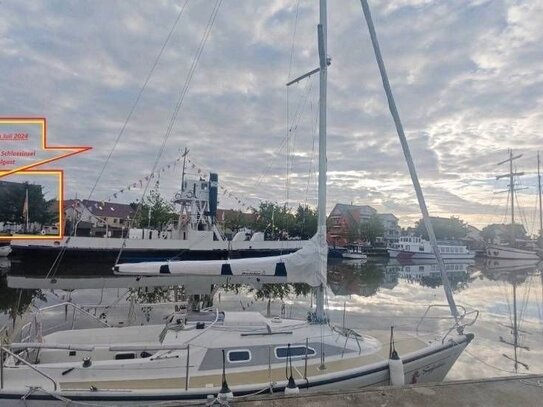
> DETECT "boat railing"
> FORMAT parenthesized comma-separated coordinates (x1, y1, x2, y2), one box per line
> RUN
(0, 345, 58, 391)
(21, 302, 112, 343)
(416, 304, 479, 343)
(1, 333, 340, 392)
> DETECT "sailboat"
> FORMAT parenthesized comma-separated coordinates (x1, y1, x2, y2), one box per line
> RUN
(0, 1, 475, 404)
(486, 151, 540, 260)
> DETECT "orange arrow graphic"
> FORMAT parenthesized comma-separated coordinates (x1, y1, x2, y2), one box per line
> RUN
(0, 117, 91, 178)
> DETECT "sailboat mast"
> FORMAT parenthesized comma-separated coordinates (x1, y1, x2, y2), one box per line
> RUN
(496, 150, 523, 246)
(359, 0, 459, 321)
(509, 149, 515, 243)
(181, 147, 189, 192)
(317, 0, 327, 245)
(315, 0, 328, 322)
(512, 280, 519, 373)
(538, 151, 542, 235)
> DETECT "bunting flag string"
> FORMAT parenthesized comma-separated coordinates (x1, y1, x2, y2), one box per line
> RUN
(185, 157, 260, 213)
(106, 152, 261, 214)
(106, 151, 186, 202)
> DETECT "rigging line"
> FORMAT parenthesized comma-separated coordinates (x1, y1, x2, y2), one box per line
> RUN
(123, 0, 222, 250)
(502, 189, 510, 225)
(286, 0, 301, 211)
(255, 77, 314, 191)
(286, 0, 302, 202)
(528, 189, 538, 236)
(288, 79, 314, 173)
(90, 0, 190, 202)
(514, 189, 528, 231)
(44, 1, 190, 280)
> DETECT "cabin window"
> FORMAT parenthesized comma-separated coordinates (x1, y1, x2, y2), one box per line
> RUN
(115, 353, 136, 360)
(69, 351, 76, 356)
(419, 246, 424, 251)
(275, 346, 316, 359)
(227, 350, 251, 363)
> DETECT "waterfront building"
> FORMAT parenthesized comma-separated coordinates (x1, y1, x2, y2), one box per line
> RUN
(377, 213, 401, 243)
(64, 199, 134, 238)
(327, 203, 400, 246)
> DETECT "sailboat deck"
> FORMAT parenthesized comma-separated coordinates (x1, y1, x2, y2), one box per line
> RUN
(58, 330, 431, 391)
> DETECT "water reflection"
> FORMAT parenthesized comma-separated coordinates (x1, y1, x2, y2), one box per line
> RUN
(1, 257, 542, 381)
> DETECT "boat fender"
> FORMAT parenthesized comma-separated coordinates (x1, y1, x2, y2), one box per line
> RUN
(388, 326, 404, 386)
(389, 351, 404, 386)
(284, 376, 299, 395)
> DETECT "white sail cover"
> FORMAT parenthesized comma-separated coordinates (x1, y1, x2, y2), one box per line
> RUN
(114, 233, 327, 287)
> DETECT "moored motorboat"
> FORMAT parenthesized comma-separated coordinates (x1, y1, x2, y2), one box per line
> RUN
(342, 244, 368, 261)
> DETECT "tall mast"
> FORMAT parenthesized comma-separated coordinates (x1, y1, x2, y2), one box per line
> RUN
(181, 147, 189, 192)
(285, 0, 329, 322)
(538, 151, 542, 235)
(496, 150, 523, 246)
(314, 0, 328, 323)
(510, 150, 515, 228)
(360, 0, 459, 320)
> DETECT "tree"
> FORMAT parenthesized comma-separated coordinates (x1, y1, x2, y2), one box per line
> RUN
(251, 201, 295, 239)
(250, 283, 311, 317)
(481, 223, 527, 245)
(0, 181, 51, 227)
(414, 216, 467, 240)
(359, 214, 384, 244)
(223, 210, 247, 232)
(132, 183, 176, 230)
(291, 205, 317, 240)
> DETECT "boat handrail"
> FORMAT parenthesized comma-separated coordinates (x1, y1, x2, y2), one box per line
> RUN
(9, 342, 191, 352)
(20, 302, 112, 343)
(79, 300, 189, 309)
(0, 345, 58, 391)
(416, 304, 479, 341)
(34, 302, 112, 327)
(416, 304, 467, 335)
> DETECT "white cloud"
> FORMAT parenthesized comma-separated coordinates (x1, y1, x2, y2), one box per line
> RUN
(0, 0, 542, 230)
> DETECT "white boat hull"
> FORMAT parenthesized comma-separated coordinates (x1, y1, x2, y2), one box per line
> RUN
(0, 333, 472, 405)
(388, 249, 475, 260)
(485, 245, 540, 260)
(342, 253, 368, 260)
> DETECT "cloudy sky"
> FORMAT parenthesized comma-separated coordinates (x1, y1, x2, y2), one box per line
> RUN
(1, 0, 542, 230)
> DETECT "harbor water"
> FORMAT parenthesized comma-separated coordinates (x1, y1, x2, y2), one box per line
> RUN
(0, 256, 541, 382)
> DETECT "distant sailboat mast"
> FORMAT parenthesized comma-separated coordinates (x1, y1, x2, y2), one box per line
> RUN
(538, 151, 542, 236)
(496, 150, 524, 246)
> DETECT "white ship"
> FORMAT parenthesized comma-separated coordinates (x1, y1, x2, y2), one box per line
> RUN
(10, 173, 305, 268)
(388, 236, 474, 260)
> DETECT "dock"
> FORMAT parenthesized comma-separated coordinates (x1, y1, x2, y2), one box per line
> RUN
(231, 375, 543, 406)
